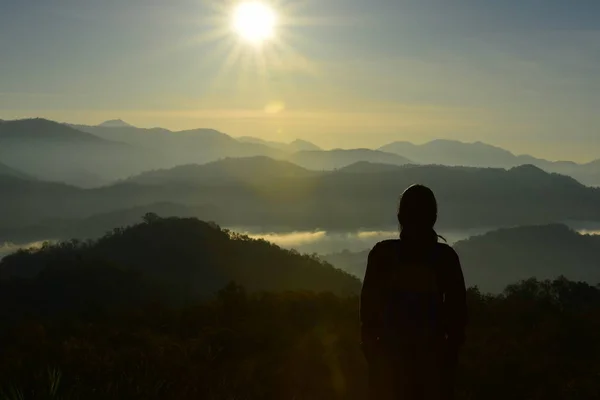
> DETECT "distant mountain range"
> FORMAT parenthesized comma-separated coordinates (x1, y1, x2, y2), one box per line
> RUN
(380, 139, 600, 186)
(0, 118, 414, 187)
(238, 136, 322, 152)
(380, 139, 518, 167)
(1, 117, 599, 188)
(323, 224, 600, 293)
(288, 149, 412, 170)
(0, 119, 145, 187)
(76, 121, 412, 173)
(2, 156, 600, 243)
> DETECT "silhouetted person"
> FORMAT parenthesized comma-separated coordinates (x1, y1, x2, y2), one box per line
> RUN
(361, 184, 467, 400)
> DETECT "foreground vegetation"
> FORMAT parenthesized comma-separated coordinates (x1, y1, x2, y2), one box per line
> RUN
(1, 217, 599, 399)
(2, 279, 600, 399)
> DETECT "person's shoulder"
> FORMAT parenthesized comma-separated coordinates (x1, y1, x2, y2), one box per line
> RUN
(434, 242, 456, 253)
(369, 239, 399, 257)
(433, 242, 461, 269)
(434, 242, 459, 257)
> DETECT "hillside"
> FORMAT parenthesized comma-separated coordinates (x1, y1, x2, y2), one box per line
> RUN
(336, 161, 407, 174)
(288, 149, 413, 170)
(98, 119, 135, 128)
(454, 224, 600, 293)
(322, 249, 370, 278)
(0, 202, 219, 244)
(0, 161, 31, 180)
(75, 124, 285, 165)
(125, 157, 316, 186)
(0, 175, 85, 229)
(289, 139, 322, 152)
(238, 137, 321, 152)
(380, 139, 516, 167)
(0, 119, 150, 187)
(2, 119, 292, 187)
(0, 118, 109, 143)
(0, 216, 360, 298)
(111, 163, 599, 234)
(3, 160, 600, 241)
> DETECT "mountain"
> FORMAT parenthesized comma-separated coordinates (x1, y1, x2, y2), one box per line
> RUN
(0, 119, 148, 187)
(125, 157, 317, 186)
(336, 161, 406, 174)
(321, 249, 370, 278)
(0, 161, 31, 180)
(98, 119, 135, 128)
(3, 159, 600, 241)
(238, 136, 286, 148)
(0, 175, 84, 229)
(74, 124, 286, 170)
(0, 118, 292, 187)
(0, 216, 361, 297)
(380, 139, 600, 186)
(573, 159, 600, 187)
(75, 124, 234, 149)
(289, 139, 321, 152)
(380, 139, 516, 167)
(0, 202, 219, 244)
(288, 149, 413, 170)
(238, 136, 322, 152)
(0, 118, 109, 143)
(454, 224, 600, 293)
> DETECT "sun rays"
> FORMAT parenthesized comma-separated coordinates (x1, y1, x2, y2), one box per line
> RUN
(180, 0, 327, 94)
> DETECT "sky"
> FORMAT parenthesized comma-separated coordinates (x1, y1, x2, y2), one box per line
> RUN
(1, 0, 599, 161)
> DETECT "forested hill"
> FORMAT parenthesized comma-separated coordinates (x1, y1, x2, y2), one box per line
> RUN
(0, 215, 360, 311)
(4, 158, 600, 241)
(454, 224, 600, 293)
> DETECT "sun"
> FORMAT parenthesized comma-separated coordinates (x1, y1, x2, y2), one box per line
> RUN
(232, 1, 277, 44)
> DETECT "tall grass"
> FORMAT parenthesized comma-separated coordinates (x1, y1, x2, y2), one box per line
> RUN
(1, 368, 61, 400)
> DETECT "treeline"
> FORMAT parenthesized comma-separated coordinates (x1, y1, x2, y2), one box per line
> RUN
(1, 279, 600, 399)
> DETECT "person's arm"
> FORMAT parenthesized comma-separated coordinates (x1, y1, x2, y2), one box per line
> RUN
(360, 243, 384, 361)
(444, 247, 468, 350)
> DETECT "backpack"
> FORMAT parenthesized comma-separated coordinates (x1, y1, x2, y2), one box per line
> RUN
(381, 242, 444, 348)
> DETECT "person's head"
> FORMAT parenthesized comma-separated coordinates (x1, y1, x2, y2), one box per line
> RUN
(398, 184, 439, 243)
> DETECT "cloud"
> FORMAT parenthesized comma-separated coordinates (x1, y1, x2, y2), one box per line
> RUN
(243, 231, 328, 248)
(0, 241, 48, 259)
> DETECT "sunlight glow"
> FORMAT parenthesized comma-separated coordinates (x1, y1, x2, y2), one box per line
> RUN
(180, 0, 324, 101)
(233, 2, 277, 44)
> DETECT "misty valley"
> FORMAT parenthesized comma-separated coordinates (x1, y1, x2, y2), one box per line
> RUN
(4, 222, 599, 295)
(2, 119, 600, 291)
